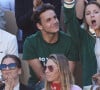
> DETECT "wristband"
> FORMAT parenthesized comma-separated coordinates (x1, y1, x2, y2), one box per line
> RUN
(64, 0, 75, 5)
(64, 0, 75, 8)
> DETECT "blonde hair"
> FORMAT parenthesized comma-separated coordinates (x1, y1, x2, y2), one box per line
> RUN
(45, 54, 74, 90)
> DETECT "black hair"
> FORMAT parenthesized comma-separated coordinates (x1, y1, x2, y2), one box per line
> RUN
(32, 3, 55, 25)
(1, 54, 21, 68)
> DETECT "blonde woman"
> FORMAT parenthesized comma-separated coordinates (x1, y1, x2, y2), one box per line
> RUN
(44, 54, 82, 90)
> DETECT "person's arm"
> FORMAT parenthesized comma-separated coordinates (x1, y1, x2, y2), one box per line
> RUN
(23, 37, 45, 81)
(33, 0, 43, 10)
(97, 0, 100, 4)
(68, 61, 76, 74)
(4, 74, 15, 90)
(75, 0, 85, 20)
(63, 0, 76, 25)
(27, 59, 45, 80)
(7, 35, 18, 56)
(63, 0, 82, 48)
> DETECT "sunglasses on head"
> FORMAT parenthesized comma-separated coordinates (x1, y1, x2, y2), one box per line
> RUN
(0, 63, 17, 70)
(44, 65, 54, 72)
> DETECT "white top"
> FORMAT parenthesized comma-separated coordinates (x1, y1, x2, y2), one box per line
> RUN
(95, 38, 100, 73)
(14, 83, 20, 90)
(0, 29, 18, 76)
(71, 85, 82, 90)
(0, 0, 15, 12)
(4, 83, 20, 90)
(83, 85, 100, 90)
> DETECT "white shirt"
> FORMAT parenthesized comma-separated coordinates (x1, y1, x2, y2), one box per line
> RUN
(3, 82, 20, 90)
(0, 29, 18, 61)
(0, 0, 15, 12)
(95, 38, 100, 73)
(0, 29, 18, 77)
(14, 83, 20, 90)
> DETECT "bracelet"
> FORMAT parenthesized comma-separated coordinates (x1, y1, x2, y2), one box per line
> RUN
(64, 0, 75, 8)
(64, 0, 75, 5)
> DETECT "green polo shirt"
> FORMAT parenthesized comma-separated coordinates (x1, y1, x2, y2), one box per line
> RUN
(23, 31, 78, 83)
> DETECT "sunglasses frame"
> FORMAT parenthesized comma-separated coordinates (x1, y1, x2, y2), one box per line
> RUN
(0, 63, 17, 71)
(44, 65, 55, 72)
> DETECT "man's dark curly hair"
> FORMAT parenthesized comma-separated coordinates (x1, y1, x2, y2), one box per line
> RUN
(31, 3, 55, 25)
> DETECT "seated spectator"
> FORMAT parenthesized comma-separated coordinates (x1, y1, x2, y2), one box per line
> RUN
(0, 6, 18, 61)
(23, 3, 78, 90)
(44, 54, 82, 90)
(0, 54, 33, 90)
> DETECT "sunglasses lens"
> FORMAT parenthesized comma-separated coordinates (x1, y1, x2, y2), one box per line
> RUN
(0, 63, 17, 70)
(44, 65, 54, 72)
(48, 66, 53, 72)
(8, 63, 17, 69)
(0, 64, 7, 70)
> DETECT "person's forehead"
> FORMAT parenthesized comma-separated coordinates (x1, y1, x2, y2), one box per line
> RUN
(2, 58, 15, 64)
(40, 10, 56, 18)
(86, 4, 99, 10)
(46, 59, 57, 66)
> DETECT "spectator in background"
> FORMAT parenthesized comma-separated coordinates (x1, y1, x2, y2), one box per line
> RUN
(0, 0, 15, 12)
(44, 54, 82, 90)
(0, 55, 33, 90)
(23, 3, 78, 90)
(0, 6, 18, 62)
(0, 6, 18, 80)
(0, 0, 22, 53)
(63, 0, 100, 89)
(0, 28, 18, 61)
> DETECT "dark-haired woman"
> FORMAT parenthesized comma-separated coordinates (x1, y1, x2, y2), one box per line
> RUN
(0, 55, 33, 90)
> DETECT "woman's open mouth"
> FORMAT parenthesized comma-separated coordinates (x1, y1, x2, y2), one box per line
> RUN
(91, 20, 96, 27)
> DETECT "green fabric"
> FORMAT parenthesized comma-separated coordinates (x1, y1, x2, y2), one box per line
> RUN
(63, 6, 97, 86)
(23, 31, 78, 83)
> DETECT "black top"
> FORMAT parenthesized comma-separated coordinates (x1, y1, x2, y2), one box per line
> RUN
(15, 0, 36, 40)
(0, 83, 33, 90)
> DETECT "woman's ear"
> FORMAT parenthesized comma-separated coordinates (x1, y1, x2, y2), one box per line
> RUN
(18, 68, 21, 75)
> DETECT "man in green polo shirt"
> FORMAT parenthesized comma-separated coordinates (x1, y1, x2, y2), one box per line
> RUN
(23, 3, 78, 89)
